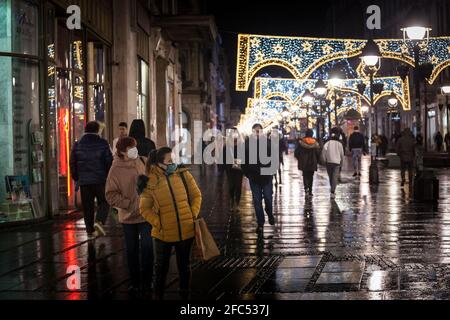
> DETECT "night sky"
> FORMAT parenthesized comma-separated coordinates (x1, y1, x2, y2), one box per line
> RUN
(206, 0, 338, 110)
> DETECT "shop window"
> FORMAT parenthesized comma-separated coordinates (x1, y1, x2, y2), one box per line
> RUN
(137, 58, 149, 122)
(0, 57, 44, 223)
(0, 0, 39, 56)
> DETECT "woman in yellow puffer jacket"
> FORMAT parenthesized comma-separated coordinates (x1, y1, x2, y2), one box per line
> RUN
(139, 147, 202, 300)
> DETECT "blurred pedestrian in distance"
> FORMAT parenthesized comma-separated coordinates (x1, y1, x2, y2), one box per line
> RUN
(435, 131, 443, 152)
(445, 132, 450, 154)
(322, 127, 345, 200)
(396, 128, 416, 188)
(112, 122, 128, 155)
(349, 126, 366, 177)
(129, 119, 156, 158)
(294, 129, 321, 198)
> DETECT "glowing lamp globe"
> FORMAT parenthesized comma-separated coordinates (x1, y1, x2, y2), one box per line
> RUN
(303, 89, 314, 104)
(314, 80, 328, 97)
(361, 106, 369, 114)
(388, 97, 398, 108)
(329, 77, 343, 88)
(442, 86, 450, 95)
(402, 26, 429, 41)
(362, 55, 380, 67)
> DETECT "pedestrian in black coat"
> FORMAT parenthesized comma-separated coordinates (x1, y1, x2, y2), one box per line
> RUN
(294, 129, 321, 197)
(70, 121, 113, 238)
(129, 119, 156, 158)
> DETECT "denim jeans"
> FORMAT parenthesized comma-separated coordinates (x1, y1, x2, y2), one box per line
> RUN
(153, 238, 194, 298)
(249, 180, 274, 226)
(122, 223, 154, 289)
(80, 184, 110, 234)
(351, 149, 363, 173)
(326, 163, 341, 194)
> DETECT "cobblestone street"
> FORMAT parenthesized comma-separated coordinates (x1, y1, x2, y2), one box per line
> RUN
(1, 154, 450, 300)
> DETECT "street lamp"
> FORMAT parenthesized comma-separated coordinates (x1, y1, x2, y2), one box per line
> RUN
(388, 92, 399, 108)
(360, 39, 381, 185)
(315, 80, 328, 140)
(303, 89, 314, 130)
(328, 68, 345, 127)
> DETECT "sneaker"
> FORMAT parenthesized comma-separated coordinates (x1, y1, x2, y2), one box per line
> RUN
(353, 172, 358, 177)
(256, 225, 264, 233)
(330, 193, 336, 200)
(94, 222, 106, 237)
(401, 182, 405, 188)
(268, 215, 275, 226)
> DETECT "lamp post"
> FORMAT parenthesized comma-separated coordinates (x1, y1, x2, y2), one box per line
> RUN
(360, 39, 381, 185)
(303, 89, 314, 131)
(401, 18, 431, 148)
(443, 85, 450, 137)
(329, 68, 344, 127)
(314, 80, 328, 141)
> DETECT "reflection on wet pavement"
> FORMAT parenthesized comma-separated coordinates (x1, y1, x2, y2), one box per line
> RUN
(1, 154, 450, 300)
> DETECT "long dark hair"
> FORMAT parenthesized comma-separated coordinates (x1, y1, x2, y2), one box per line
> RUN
(146, 147, 172, 174)
(129, 119, 146, 141)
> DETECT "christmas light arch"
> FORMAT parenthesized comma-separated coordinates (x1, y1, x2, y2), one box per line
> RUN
(237, 34, 450, 91)
(254, 76, 410, 111)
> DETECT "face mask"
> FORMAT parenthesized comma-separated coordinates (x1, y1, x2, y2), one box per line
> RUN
(127, 147, 139, 160)
(166, 163, 178, 175)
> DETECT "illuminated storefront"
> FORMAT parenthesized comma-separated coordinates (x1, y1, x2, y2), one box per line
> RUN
(0, 0, 113, 225)
(45, 1, 112, 215)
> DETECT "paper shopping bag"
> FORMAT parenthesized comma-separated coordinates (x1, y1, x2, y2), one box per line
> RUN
(194, 218, 220, 261)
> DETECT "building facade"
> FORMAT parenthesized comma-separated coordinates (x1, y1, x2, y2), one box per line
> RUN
(0, 0, 231, 226)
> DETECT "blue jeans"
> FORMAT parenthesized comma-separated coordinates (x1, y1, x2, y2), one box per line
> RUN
(249, 180, 274, 226)
(122, 223, 154, 289)
(326, 163, 341, 194)
(352, 149, 363, 173)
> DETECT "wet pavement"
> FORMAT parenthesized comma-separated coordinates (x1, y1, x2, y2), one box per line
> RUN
(1, 153, 450, 300)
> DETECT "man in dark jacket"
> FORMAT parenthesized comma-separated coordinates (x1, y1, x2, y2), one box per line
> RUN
(242, 124, 276, 232)
(396, 128, 416, 187)
(294, 129, 321, 198)
(349, 126, 366, 177)
(70, 121, 113, 238)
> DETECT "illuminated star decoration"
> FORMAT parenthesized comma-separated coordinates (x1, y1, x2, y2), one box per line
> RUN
(292, 55, 302, 65)
(273, 44, 284, 54)
(302, 41, 313, 52)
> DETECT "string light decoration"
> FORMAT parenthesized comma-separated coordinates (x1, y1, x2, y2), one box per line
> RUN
(253, 76, 410, 111)
(236, 34, 450, 91)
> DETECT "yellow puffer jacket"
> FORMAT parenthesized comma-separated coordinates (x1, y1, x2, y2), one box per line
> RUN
(139, 165, 202, 243)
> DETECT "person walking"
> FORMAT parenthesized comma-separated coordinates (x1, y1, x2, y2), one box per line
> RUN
(435, 131, 444, 152)
(348, 126, 366, 177)
(294, 129, 321, 198)
(322, 127, 345, 199)
(396, 128, 416, 187)
(445, 132, 450, 154)
(105, 137, 153, 298)
(112, 122, 128, 155)
(139, 147, 202, 300)
(242, 124, 276, 232)
(221, 128, 244, 212)
(70, 121, 113, 239)
(129, 119, 156, 157)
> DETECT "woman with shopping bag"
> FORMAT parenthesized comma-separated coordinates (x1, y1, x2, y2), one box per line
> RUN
(139, 147, 202, 300)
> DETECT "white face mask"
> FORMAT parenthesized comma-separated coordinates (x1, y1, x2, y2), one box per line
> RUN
(127, 147, 139, 160)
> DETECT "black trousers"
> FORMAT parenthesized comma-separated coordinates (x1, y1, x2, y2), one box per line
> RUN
(401, 161, 413, 184)
(227, 170, 244, 204)
(153, 238, 194, 297)
(80, 184, 109, 234)
(302, 171, 314, 192)
(122, 223, 154, 289)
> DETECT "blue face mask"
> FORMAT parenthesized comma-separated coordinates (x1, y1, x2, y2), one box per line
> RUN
(166, 163, 178, 175)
